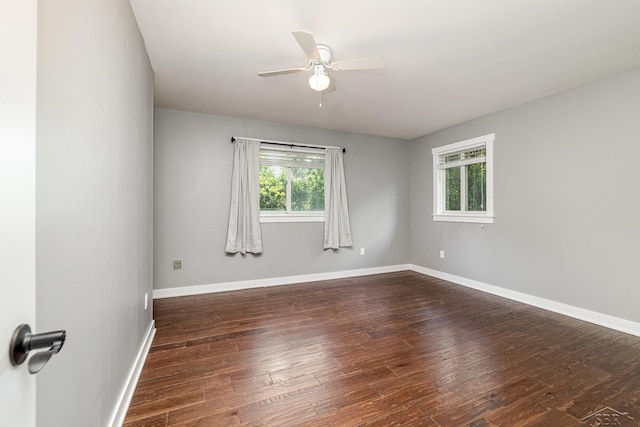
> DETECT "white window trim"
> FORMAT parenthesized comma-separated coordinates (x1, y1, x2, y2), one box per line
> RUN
(259, 145, 325, 223)
(260, 212, 324, 223)
(432, 133, 495, 224)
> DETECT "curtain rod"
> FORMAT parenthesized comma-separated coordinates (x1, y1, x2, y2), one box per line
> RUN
(231, 136, 346, 153)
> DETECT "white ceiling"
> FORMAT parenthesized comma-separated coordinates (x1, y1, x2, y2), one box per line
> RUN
(129, 0, 640, 140)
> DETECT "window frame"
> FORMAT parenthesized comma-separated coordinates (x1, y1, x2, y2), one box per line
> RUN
(259, 145, 325, 223)
(432, 133, 495, 224)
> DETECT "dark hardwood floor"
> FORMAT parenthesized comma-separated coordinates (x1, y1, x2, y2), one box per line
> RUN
(124, 271, 640, 426)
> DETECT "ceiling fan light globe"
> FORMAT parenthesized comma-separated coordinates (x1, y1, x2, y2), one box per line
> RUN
(309, 73, 330, 91)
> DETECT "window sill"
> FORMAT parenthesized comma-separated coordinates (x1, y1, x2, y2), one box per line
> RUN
(432, 214, 494, 224)
(260, 214, 324, 223)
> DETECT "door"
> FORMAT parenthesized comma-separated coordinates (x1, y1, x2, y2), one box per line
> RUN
(0, 1, 38, 426)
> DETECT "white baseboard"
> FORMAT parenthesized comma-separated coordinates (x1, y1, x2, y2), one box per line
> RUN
(409, 264, 640, 338)
(109, 320, 156, 427)
(153, 263, 640, 338)
(153, 264, 411, 299)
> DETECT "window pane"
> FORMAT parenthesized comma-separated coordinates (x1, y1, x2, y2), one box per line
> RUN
(443, 152, 462, 164)
(441, 147, 486, 166)
(291, 167, 324, 211)
(445, 167, 461, 211)
(464, 147, 486, 160)
(466, 162, 486, 211)
(259, 165, 286, 211)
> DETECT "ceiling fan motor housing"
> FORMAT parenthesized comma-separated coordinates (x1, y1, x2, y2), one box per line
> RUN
(316, 44, 332, 65)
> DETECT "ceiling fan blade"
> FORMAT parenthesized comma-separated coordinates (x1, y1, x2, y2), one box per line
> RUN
(323, 78, 336, 94)
(331, 57, 385, 71)
(258, 67, 308, 77)
(292, 31, 320, 60)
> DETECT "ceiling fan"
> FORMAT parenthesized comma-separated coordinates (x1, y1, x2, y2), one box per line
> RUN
(258, 31, 385, 93)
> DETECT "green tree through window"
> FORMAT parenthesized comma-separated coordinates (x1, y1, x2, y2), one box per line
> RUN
(291, 168, 324, 211)
(466, 162, 486, 211)
(445, 167, 461, 210)
(259, 165, 286, 210)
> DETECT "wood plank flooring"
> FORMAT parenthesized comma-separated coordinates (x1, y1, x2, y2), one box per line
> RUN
(124, 271, 640, 426)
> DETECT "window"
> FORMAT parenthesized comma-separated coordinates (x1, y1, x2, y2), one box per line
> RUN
(259, 146, 325, 222)
(432, 133, 495, 223)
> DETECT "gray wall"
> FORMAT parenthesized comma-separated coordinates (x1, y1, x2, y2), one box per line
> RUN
(36, 1, 154, 426)
(409, 67, 640, 323)
(154, 108, 409, 289)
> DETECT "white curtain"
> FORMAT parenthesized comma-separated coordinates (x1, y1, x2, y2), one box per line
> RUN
(324, 148, 353, 249)
(225, 138, 262, 254)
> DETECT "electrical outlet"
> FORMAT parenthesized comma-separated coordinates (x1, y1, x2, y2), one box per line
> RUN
(144, 293, 149, 310)
(173, 259, 182, 270)
(360, 248, 365, 255)
(440, 250, 445, 259)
